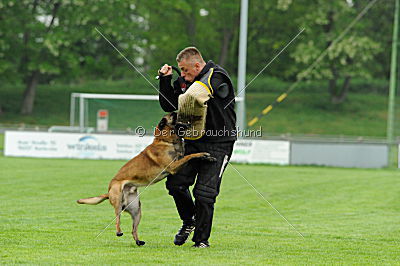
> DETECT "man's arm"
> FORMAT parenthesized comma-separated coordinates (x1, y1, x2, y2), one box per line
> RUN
(159, 75, 180, 112)
(210, 73, 230, 99)
(158, 64, 181, 112)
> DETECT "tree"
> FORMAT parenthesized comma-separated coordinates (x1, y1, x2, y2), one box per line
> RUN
(291, 0, 381, 104)
(198, 1, 240, 70)
(140, 0, 240, 74)
(246, 0, 307, 80)
(0, 0, 145, 115)
(356, 0, 394, 79)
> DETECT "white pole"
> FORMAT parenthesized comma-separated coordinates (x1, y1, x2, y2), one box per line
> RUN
(237, 0, 248, 132)
(70, 94, 75, 126)
(85, 98, 89, 130)
(79, 95, 85, 131)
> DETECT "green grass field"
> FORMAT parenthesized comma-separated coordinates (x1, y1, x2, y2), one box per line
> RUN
(1, 155, 399, 264)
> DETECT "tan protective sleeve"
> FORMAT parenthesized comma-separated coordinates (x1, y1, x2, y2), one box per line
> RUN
(177, 81, 212, 139)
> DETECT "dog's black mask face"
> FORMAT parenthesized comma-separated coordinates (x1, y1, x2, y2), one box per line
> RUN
(157, 112, 177, 131)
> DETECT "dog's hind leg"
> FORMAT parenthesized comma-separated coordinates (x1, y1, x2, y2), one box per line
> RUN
(123, 185, 145, 246)
(109, 180, 124, 237)
(115, 209, 123, 237)
(132, 202, 145, 246)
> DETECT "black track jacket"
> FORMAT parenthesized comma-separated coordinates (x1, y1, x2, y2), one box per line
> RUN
(158, 60, 237, 142)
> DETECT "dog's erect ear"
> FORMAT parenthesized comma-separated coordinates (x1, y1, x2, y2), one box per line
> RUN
(171, 111, 177, 120)
(158, 118, 167, 130)
(170, 112, 178, 124)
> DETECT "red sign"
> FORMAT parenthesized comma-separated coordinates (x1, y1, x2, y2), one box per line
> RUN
(98, 110, 108, 118)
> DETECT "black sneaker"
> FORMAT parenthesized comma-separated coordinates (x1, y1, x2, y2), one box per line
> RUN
(174, 224, 195, 246)
(192, 241, 210, 248)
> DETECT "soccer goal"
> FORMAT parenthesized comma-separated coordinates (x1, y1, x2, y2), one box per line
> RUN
(70, 92, 244, 133)
(70, 93, 166, 133)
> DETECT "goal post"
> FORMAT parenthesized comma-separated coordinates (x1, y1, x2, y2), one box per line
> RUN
(70, 92, 244, 133)
(70, 93, 165, 133)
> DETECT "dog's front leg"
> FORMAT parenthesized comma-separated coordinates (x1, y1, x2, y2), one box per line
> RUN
(168, 152, 216, 175)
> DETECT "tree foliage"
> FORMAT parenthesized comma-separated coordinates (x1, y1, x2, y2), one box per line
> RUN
(291, 0, 382, 104)
(0, 0, 146, 114)
(0, 0, 394, 114)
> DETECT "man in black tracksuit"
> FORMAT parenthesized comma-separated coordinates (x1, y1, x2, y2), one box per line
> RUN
(158, 47, 236, 248)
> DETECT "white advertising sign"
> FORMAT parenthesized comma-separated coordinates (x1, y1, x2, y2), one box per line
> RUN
(4, 131, 290, 165)
(231, 139, 290, 165)
(4, 131, 153, 160)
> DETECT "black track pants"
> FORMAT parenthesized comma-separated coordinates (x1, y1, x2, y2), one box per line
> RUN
(165, 141, 234, 243)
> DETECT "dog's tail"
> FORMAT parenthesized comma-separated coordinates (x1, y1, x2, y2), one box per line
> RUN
(77, 193, 109, 205)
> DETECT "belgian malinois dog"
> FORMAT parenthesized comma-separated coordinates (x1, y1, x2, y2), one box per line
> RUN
(77, 112, 215, 246)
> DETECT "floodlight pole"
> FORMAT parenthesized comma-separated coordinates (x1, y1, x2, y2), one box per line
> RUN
(387, 0, 399, 165)
(237, 0, 248, 133)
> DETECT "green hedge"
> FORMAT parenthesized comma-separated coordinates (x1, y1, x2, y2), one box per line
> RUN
(243, 77, 389, 94)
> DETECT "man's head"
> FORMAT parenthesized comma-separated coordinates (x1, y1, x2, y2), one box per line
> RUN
(176, 47, 206, 82)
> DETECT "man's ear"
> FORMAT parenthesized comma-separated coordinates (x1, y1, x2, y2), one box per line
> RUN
(157, 118, 167, 130)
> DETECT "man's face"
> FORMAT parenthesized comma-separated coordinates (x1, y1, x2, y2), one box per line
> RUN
(178, 58, 202, 83)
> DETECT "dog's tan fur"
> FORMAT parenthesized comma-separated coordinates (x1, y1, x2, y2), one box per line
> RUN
(77, 112, 215, 246)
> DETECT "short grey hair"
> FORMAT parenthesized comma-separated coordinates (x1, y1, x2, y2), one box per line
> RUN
(176, 46, 205, 63)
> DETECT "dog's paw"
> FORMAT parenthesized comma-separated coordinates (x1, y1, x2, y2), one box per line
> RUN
(136, 240, 146, 246)
(116, 232, 123, 237)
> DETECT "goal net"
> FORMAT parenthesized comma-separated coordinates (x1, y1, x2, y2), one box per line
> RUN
(70, 93, 165, 134)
